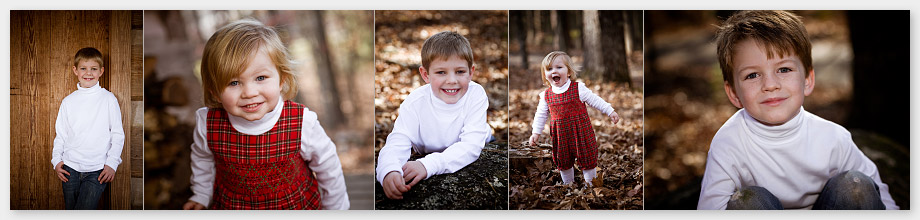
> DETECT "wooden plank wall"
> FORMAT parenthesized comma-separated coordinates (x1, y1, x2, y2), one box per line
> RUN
(10, 10, 142, 210)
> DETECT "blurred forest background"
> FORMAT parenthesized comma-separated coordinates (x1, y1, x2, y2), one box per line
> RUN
(143, 10, 375, 210)
(644, 10, 909, 209)
(508, 10, 644, 210)
(373, 10, 509, 209)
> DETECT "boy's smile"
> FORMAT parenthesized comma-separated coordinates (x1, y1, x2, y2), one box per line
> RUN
(725, 39, 814, 126)
(545, 57, 569, 87)
(420, 55, 473, 104)
(219, 50, 282, 121)
(73, 60, 103, 88)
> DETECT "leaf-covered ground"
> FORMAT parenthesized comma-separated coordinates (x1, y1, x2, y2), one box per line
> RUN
(373, 10, 509, 209)
(508, 80, 644, 210)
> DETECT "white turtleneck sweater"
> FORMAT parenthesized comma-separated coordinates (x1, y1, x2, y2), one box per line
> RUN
(698, 108, 898, 210)
(51, 82, 125, 173)
(375, 82, 490, 184)
(531, 80, 615, 135)
(188, 97, 349, 210)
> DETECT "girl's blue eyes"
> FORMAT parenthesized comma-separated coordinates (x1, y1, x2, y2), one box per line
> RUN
(229, 76, 267, 86)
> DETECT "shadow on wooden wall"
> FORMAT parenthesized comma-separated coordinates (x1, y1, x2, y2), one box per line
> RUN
(10, 10, 143, 210)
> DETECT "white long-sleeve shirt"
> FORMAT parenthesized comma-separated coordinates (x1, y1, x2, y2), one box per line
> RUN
(698, 107, 898, 210)
(188, 97, 349, 210)
(375, 82, 490, 183)
(51, 82, 125, 173)
(531, 80, 615, 134)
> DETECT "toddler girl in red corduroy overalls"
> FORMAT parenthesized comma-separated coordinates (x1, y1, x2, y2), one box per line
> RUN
(182, 19, 349, 210)
(529, 51, 620, 187)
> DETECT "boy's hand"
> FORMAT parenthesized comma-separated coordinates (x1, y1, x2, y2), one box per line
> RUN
(529, 134, 540, 146)
(610, 111, 620, 125)
(382, 171, 409, 199)
(402, 161, 428, 188)
(98, 165, 115, 183)
(55, 161, 70, 182)
(183, 201, 206, 210)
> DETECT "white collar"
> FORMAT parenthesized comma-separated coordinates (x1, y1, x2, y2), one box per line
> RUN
(743, 107, 805, 144)
(76, 82, 102, 93)
(227, 96, 286, 135)
(550, 80, 572, 94)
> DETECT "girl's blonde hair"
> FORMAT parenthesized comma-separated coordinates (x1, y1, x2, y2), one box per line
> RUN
(540, 51, 578, 87)
(200, 19, 297, 108)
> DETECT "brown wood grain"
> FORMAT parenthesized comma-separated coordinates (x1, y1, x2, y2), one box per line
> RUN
(11, 10, 142, 210)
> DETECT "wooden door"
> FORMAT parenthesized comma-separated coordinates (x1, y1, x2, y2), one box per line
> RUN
(10, 10, 142, 210)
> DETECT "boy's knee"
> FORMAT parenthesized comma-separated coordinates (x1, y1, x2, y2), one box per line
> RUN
(826, 170, 877, 194)
(814, 170, 885, 210)
(727, 186, 782, 210)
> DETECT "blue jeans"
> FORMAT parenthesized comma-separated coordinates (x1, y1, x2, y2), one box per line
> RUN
(61, 165, 107, 210)
(726, 170, 885, 210)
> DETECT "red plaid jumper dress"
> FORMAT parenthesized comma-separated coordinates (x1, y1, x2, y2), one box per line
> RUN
(207, 100, 321, 210)
(546, 82, 598, 171)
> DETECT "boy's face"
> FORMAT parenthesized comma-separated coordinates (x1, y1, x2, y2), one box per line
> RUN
(544, 57, 570, 87)
(724, 39, 815, 126)
(72, 60, 103, 88)
(419, 55, 474, 104)
(219, 50, 282, 121)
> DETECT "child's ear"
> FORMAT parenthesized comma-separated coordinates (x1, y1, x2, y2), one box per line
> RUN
(419, 66, 430, 83)
(72, 66, 77, 76)
(803, 69, 815, 96)
(469, 65, 476, 77)
(100, 66, 104, 76)
(724, 81, 743, 109)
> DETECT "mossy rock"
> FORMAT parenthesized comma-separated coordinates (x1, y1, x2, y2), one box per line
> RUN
(374, 143, 508, 210)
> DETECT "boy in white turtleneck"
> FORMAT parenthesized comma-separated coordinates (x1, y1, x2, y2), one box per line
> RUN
(376, 31, 491, 200)
(698, 10, 897, 210)
(52, 47, 125, 210)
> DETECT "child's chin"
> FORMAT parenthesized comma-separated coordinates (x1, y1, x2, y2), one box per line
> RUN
(437, 95, 460, 104)
(236, 110, 267, 121)
(241, 114, 266, 121)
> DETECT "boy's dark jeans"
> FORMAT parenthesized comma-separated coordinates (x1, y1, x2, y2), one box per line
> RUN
(726, 170, 886, 210)
(61, 165, 107, 210)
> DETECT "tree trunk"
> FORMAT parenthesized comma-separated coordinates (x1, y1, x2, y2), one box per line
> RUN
(627, 10, 643, 54)
(582, 10, 602, 81)
(599, 10, 630, 87)
(512, 11, 529, 71)
(846, 11, 909, 146)
(304, 11, 344, 129)
(551, 10, 567, 52)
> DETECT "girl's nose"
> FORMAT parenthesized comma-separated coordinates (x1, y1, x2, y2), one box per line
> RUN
(241, 84, 258, 98)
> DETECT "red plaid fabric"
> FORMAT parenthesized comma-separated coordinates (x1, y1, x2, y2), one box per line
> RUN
(207, 100, 321, 210)
(546, 82, 598, 170)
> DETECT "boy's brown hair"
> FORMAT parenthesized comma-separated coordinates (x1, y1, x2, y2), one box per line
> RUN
(716, 10, 813, 88)
(540, 51, 579, 87)
(200, 19, 297, 108)
(420, 31, 474, 70)
(74, 47, 104, 67)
